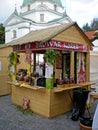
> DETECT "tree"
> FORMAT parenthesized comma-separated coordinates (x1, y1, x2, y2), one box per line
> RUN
(82, 23, 91, 32)
(82, 18, 98, 31)
(91, 18, 98, 30)
(0, 23, 5, 44)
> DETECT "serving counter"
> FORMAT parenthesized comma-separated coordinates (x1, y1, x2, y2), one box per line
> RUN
(8, 81, 95, 118)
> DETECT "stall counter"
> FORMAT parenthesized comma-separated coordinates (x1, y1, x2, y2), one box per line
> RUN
(8, 81, 95, 118)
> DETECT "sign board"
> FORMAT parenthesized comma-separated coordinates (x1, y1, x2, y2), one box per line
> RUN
(13, 40, 90, 52)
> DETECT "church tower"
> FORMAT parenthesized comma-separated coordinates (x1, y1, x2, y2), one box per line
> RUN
(4, 0, 73, 43)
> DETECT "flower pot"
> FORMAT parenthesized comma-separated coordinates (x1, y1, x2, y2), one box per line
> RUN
(79, 121, 92, 130)
(46, 78, 53, 89)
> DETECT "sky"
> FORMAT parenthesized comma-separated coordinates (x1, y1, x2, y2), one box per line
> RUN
(0, 0, 98, 27)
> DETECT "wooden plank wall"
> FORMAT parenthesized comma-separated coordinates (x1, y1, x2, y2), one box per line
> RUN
(12, 85, 73, 118)
(50, 90, 73, 117)
(0, 46, 12, 95)
(53, 25, 90, 46)
(12, 86, 51, 118)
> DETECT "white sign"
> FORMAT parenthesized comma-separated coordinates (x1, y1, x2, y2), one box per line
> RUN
(10, 65, 15, 73)
(45, 63, 53, 78)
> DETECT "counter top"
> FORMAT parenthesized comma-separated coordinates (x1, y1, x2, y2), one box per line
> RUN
(8, 81, 46, 92)
(53, 82, 96, 93)
(8, 81, 95, 93)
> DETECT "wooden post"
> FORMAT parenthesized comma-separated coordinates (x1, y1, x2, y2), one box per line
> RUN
(86, 52, 90, 82)
(70, 51, 74, 78)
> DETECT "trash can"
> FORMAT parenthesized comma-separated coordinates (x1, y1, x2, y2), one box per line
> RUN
(71, 88, 89, 121)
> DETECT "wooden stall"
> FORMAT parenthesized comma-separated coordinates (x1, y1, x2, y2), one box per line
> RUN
(8, 22, 95, 118)
(0, 45, 12, 95)
(0, 45, 27, 96)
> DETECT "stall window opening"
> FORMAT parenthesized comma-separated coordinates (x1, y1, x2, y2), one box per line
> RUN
(35, 54, 45, 76)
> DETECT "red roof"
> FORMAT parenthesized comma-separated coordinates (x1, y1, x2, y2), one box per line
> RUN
(85, 31, 95, 40)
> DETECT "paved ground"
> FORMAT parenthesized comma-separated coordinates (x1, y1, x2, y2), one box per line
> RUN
(0, 95, 97, 130)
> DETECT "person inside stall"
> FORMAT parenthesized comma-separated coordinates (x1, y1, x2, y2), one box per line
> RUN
(39, 56, 46, 76)
(36, 56, 46, 87)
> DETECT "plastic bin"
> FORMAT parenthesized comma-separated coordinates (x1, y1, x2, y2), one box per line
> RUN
(71, 88, 89, 121)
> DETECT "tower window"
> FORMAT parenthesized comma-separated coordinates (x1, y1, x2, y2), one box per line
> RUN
(54, 4, 57, 11)
(13, 30, 17, 38)
(27, 4, 30, 11)
(40, 14, 44, 22)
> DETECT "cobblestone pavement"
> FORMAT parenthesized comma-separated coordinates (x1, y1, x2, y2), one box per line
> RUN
(0, 95, 97, 130)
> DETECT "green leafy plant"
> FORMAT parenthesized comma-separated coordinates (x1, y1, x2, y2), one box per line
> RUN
(45, 49, 60, 89)
(8, 52, 18, 65)
(8, 52, 15, 64)
(16, 105, 33, 115)
(7, 52, 18, 81)
(45, 49, 60, 64)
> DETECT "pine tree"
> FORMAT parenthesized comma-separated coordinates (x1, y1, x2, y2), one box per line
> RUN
(0, 23, 5, 44)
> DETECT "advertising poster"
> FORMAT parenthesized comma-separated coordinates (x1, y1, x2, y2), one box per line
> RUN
(77, 53, 86, 83)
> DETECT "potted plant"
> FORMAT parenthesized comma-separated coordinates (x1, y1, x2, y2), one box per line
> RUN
(44, 49, 60, 89)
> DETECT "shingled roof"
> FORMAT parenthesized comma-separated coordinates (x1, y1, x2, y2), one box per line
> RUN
(85, 31, 96, 40)
(85, 31, 98, 41)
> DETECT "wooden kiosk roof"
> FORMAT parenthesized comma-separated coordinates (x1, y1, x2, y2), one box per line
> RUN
(6, 22, 92, 48)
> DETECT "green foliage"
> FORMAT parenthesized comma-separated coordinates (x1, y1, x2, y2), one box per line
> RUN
(8, 52, 15, 64)
(16, 106, 33, 115)
(45, 49, 60, 89)
(7, 52, 18, 79)
(91, 18, 98, 30)
(82, 18, 98, 31)
(82, 23, 91, 31)
(8, 52, 18, 65)
(0, 23, 5, 44)
(45, 49, 60, 64)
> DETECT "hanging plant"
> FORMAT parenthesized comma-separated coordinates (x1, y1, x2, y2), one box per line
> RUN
(8, 52, 18, 65)
(8, 52, 15, 64)
(7, 52, 19, 81)
(45, 49, 60, 65)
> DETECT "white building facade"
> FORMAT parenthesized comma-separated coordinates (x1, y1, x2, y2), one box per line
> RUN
(4, 0, 73, 44)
